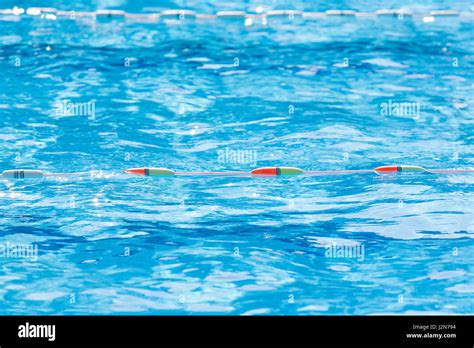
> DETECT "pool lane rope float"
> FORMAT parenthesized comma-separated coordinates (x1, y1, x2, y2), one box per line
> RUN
(1, 165, 474, 179)
(1, 8, 472, 23)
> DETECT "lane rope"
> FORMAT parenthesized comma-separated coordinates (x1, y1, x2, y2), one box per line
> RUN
(0, 7, 472, 24)
(1, 165, 474, 179)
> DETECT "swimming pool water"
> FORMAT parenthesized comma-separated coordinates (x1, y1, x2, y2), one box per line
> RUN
(0, 1, 473, 315)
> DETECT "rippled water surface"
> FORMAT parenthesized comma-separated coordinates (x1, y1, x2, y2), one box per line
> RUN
(0, 1, 473, 314)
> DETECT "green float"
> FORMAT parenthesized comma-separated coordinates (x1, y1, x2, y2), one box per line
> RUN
(147, 168, 175, 176)
(399, 165, 426, 172)
(278, 167, 304, 175)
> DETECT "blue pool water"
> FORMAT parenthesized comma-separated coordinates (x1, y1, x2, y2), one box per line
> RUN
(0, 1, 473, 315)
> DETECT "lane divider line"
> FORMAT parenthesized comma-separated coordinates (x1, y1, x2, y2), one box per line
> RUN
(2, 165, 473, 179)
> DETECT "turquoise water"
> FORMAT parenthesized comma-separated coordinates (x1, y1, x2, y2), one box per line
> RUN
(0, 1, 473, 315)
